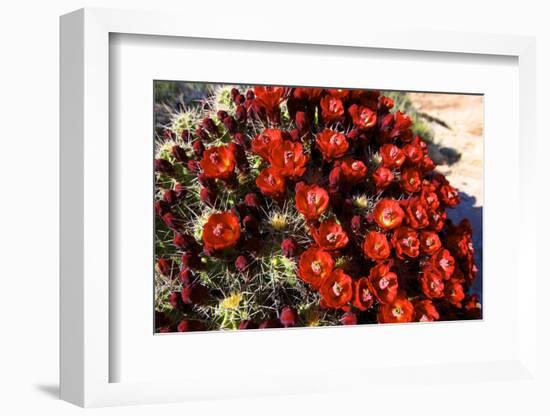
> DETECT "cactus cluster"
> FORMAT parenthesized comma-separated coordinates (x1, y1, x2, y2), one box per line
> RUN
(154, 83, 481, 333)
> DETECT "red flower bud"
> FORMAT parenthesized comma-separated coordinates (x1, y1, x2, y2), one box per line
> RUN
(217, 110, 229, 121)
(243, 215, 259, 234)
(181, 284, 209, 305)
(162, 190, 177, 205)
(259, 319, 282, 329)
(200, 187, 217, 207)
(187, 159, 201, 173)
(174, 183, 186, 199)
(280, 307, 298, 327)
(171, 145, 189, 163)
(179, 268, 193, 286)
(244, 193, 261, 210)
(177, 320, 206, 332)
(235, 255, 248, 273)
(235, 105, 247, 123)
(193, 140, 205, 158)
(155, 158, 175, 176)
(281, 238, 298, 257)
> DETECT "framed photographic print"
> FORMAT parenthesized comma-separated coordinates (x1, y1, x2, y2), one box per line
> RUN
(60, 7, 538, 408)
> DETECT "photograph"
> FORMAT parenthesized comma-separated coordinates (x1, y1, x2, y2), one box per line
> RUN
(153, 82, 483, 332)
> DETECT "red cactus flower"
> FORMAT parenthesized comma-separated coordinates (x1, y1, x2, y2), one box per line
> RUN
(253, 86, 286, 115)
(362, 231, 391, 261)
(414, 299, 440, 322)
(373, 199, 405, 230)
(311, 219, 349, 251)
(200, 145, 235, 180)
(353, 277, 374, 311)
(419, 267, 445, 299)
(444, 279, 465, 307)
(298, 247, 334, 289)
(338, 158, 367, 183)
(256, 167, 285, 198)
(439, 183, 460, 207)
(419, 230, 442, 255)
(428, 248, 455, 280)
(401, 167, 423, 194)
(320, 95, 344, 123)
(326, 89, 349, 99)
(269, 140, 308, 178)
(379, 144, 406, 169)
(405, 197, 430, 229)
(251, 128, 284, 160)
(348, 104, 377, 130)
(202, 211, 241, 250)
(315, 129, 349, 160)
(391, 226, 420, 259)
(320, 269, 353, 309)
(295, 182, 329, 220)
(377, 292, 414, 324)
(372, 166, 394, 189)
(367, 262, 398, 304)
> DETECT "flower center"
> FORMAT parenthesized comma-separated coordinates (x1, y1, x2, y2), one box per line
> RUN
(419, 314, 429, 322)
(284, 150, 294, 163)
(329, 134, 340, 145)
(330, 101, 340, 113)
(440, 258, 450, 269)
(379, 276, 390, 290)
(430, 280, 439, 290)
(351, 161, 361, 171)
(209, 152, 220, 164)
(311, 261, 322, 274)
(261, 134, 271, 144)
(361, 288, 372, 303)
(332, 282, 343, 297)
(392, 306, 403, 317)
(212, 223, 225, 237)
(307, 191, 318, 205)
(265, 174, 275, 186)
(326, 232, 337, 243)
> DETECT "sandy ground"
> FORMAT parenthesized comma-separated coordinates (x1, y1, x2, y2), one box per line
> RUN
(409, 93, 484, 298)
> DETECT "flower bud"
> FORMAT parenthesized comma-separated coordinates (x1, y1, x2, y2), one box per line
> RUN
(202, 117, 218, 135)
(192, 140, 205, 158)
(162, 129, 173, 139)
(244, 193, 261, 210)
(177, 320, 205, 332)
(231, 87, 240, 101)
(174, 183, 186, 199)
(329, 166, 342, 193)
(181, 284, 209, 305)
(235, 105, 247, 123)
(200, 187, 217, 207)
(162, 189, 177, 205)
(235, 255, 248, 273)
(280, 307, 298, 327)
(223, 116, 238, 134)
(197, 173, 215, 188)
(169, 291, 182, 309)
(171, 145, 189, 163)
(195, 126, 209, 142)
(154, 158, 175, 176)
(216, 110, 229, 121)
(234, 132, 249, 149)
(179, 268, 193, 286)
(181, 252, 201, 269)
(161, 212, 181, 230)
(156, 258, 174, 277)
(245, 90, 255, 100)
(180, 129, 190, 140)
(350, 215, 363, 233)
(154, 200, 171, 217)
(173, 233, 198, 252)
(281, 238, 298, 258)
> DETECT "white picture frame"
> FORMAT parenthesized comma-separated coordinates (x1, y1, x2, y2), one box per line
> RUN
(60, 7, 538, 408)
